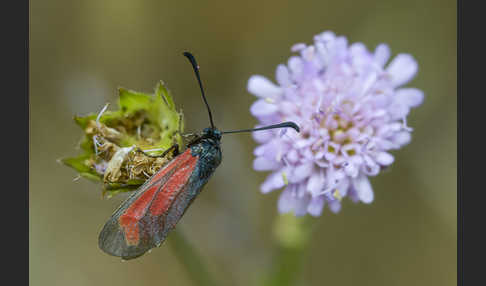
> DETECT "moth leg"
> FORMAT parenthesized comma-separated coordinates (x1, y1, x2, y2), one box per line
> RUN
(186, 134, 204, 147)
(136, 143, 179, 159)
(103, 182, 139, 191)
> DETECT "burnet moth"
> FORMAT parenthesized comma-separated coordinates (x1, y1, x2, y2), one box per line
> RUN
(98, 52, 300, 260)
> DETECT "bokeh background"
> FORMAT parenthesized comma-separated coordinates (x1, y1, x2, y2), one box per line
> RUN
(30, 0, 456, 285)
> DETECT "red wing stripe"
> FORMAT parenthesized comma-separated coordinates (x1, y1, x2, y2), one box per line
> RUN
(118, 149, 197, 245)
(119, 180, 162, 245)
(148, 154, 198, 216)
(150, 150, 193, 183)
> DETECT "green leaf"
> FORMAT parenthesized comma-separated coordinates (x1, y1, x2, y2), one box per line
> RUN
(118, 87, 153, 115)
(80, 172, 104, 182)
(73, 114, 96, 129)
(60, 155, 101, 182)
(155, 80, 175, 110)
(73, 110, 123, 129)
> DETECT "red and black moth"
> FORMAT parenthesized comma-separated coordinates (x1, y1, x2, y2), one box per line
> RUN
(98, 52, 300, 260)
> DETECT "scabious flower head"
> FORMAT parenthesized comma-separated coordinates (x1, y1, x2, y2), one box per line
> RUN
(248, 31, 423, 217)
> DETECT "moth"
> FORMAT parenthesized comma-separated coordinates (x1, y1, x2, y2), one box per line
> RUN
(98, 52, 299, 260)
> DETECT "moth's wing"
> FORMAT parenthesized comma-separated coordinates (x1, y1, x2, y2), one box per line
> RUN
(98, 149, 199, 260)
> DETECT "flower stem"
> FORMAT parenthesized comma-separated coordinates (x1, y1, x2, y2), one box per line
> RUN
(167, 229, 220, 286)
(260, 214, 315, 286)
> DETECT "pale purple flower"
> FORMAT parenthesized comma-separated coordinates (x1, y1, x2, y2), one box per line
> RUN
(249, 31, 423, 217)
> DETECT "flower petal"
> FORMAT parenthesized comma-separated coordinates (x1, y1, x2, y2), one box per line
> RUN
(276, 64, 291, 86)
(253, 156, 280, 171)
(374, 152, 394, 166)
(253, 144, 265, 156)
(285, 149, 300, 164)
(307, 196, 325, 217)
(291, 43, 307, 52)
(314, 30, 336, 42)
(294, 138, 314, 149)
(261, 171, 285, 194)
(348, 188, 360, 203)
(289, 162, 314, 183)
(293, 187, 311, 216)
(388, 102, 410, 120)
(247, 75, 282, 98)
(255, 140, 284, 162)
(328, 200, 342, 213)
(307, 170, 325, 196)
(252, 129, 273, 144)
(288, 56, 304, 79)
(392, 131, 411, 147)
(374, 44, 391, 67)
(344, 163, 359, 178)
(336, 178, 350, 197)
(250, 99, 279, 117)
(352, 175, 374, 203)
(362, 155, 380, 176)
(395, 88, 424, 108)
(386, 54, 418, 87)
(278, 188, 294, 213)
(326, 166, 345, 188)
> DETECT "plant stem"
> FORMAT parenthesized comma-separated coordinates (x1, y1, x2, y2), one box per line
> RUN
(261, 214, 315, 286)
(167, 229, 221, 286)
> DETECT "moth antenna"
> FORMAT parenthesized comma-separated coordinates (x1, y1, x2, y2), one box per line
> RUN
(222, 121, 300, 134)
(183, 52, 215, 130)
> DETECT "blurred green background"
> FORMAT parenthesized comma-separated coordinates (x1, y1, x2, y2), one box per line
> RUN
(30, 0, 456, 285)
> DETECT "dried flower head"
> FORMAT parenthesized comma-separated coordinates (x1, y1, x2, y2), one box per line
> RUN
(61, 81, 183, 198)
(249, 31, 423, 216)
